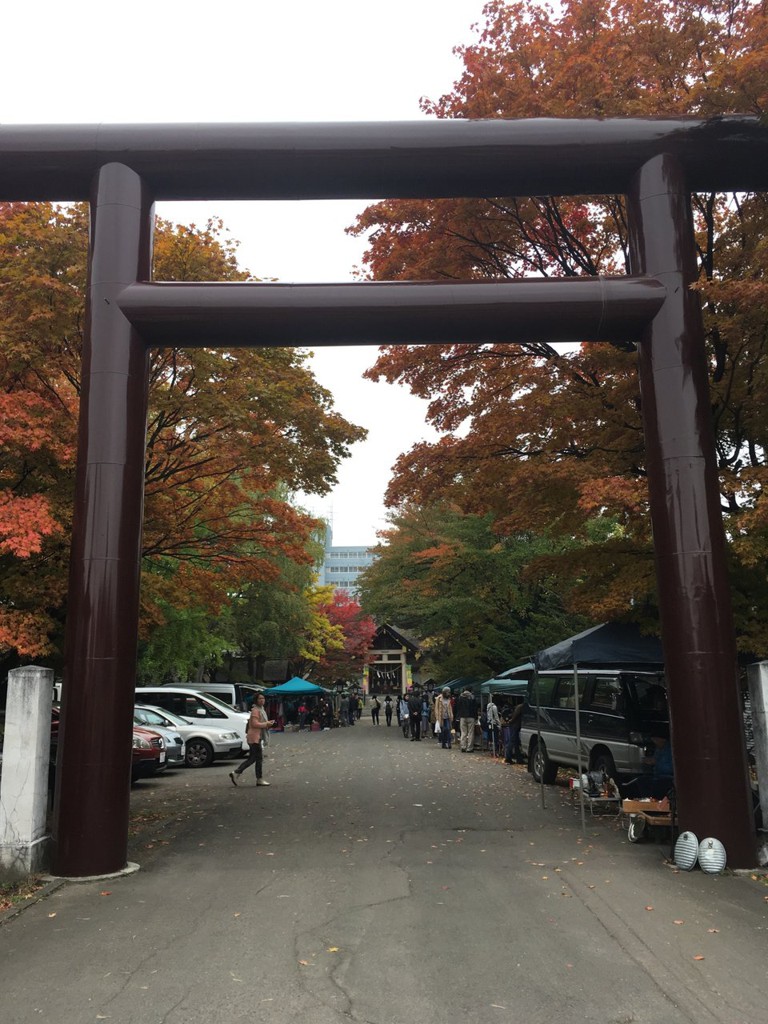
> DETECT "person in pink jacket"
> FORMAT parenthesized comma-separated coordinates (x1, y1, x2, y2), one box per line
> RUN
(230, 693, 275, 787)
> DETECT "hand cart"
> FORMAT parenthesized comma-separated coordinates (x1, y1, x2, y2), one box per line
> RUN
(621, 797, 674, 843)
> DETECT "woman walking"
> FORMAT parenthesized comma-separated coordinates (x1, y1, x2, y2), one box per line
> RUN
(229, 693, 275, 786)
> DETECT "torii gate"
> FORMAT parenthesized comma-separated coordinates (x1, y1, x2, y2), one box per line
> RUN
(1, 117, 766, 875)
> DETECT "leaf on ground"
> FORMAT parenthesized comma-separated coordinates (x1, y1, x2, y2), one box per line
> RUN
(673, 919, 684, 925)
(693, 955, 705, 961)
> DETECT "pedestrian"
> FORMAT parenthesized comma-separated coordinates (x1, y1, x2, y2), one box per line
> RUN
(421, 695, 430, 738)
(407, 688, 422, 741)
(320, 697, 333, 730)
(486, 697, 501, 756)
(348, 693, 357, 726)
(384, 694, 393, 726)
(502, 700, 525, 763)
(456, 687, 480, 752)
(229, 693, 275, 786)
(298, 702, 308, 730)
(434, 687, 454, 748)
(399, 695, 410, 738)
(339, 693, 349, 727)
(371, 695, 381, 725)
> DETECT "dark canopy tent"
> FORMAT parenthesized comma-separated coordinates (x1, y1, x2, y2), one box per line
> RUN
(535, 622, 664, 671)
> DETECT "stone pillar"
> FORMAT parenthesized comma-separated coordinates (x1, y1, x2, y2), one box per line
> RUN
(0, 666, 54, 878)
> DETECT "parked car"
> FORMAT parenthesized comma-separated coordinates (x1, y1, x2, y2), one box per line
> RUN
(521, 669, 668, 785)
(134, 704, 242, 768)
(135, 687, 249, 752)
(131, 713, 185, 767)
(132, 725, 167, 781)
(42, 708, 168, 786)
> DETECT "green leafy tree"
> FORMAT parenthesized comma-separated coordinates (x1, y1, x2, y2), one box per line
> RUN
(357, 503, 589, 680)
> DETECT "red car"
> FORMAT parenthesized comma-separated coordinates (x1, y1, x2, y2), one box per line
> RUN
(49, 709, 166, 783)
(131, 725, 167, 781)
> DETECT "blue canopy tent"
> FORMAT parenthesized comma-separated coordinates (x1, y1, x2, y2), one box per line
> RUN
(266, 677, 331, 695)
(480, 679, 529, 697)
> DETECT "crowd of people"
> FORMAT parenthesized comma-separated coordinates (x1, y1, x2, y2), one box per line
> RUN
(262, 686, 528, 764)
(367, 686, 529, 763)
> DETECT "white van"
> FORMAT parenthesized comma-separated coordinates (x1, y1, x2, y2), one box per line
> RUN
(135, 687, 250, 753)
(178, 682, 264, 711)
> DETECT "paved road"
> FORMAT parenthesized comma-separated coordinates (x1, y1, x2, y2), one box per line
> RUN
(2, 720, 767, 1023)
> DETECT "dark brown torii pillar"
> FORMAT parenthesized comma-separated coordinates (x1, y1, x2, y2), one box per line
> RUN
(52, 165, 154, 876)
(628, 155, 754, 865)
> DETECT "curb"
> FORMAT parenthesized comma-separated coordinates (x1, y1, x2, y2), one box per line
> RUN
(0, 877, 67, 927)
(0, 861, 142, 927)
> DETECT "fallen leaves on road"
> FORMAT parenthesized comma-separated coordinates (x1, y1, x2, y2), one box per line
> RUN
(693, 955, 705, 961)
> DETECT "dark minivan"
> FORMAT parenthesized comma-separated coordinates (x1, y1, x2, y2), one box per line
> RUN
(521, 669, 668, 784)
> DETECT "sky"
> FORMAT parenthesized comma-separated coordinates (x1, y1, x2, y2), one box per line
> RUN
(2, 0, 491, 545)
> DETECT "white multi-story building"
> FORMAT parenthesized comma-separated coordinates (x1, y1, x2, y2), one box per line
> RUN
(318, 527, 377, 597)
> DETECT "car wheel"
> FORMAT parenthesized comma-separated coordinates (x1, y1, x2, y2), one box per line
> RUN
(591, 750, 617, 782)
(530, 740, 558, 785)
(628, 817, 647, 843)
(185, 739, 214, 768)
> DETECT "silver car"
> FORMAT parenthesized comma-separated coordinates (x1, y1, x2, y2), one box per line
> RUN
(132, 714, 185, 767)
(134, 704, 243, 768)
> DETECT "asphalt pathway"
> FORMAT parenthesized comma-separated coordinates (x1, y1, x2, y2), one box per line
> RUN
(1, 720, 767, 1023)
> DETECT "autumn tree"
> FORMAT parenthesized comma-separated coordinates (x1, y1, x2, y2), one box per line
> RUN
(304, 589, 376, 685)
(357, 503, 589, 680)
(350, 0, 768, 654)
(0, 204, 365, 672)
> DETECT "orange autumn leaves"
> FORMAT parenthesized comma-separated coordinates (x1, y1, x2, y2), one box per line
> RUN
(0, 204, 364, 660)
(350, 0, 768, 647)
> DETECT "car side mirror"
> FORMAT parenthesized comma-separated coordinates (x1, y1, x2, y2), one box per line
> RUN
(196, 708, 206, 717)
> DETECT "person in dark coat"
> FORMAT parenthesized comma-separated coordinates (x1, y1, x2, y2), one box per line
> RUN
(455, 688, 480, 752)
(407, 689, 422, 741)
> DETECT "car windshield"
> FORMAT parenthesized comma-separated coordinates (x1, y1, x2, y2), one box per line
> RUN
(199, 692, 240, 713)
(134, 708, 167, 726)
(137, 704, 188, 728)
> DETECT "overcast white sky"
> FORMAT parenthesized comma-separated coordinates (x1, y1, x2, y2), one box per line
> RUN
(3, 0, 490, 545)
